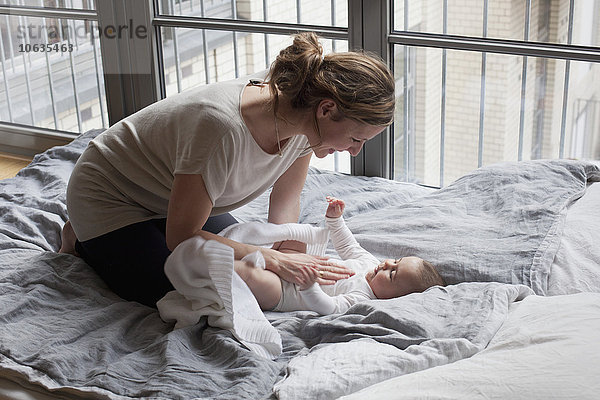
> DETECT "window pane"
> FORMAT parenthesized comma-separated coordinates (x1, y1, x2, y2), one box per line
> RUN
(157, 0, 348, 28)
(0, 0, 95, 10)
(159, 26, 349, 172)
(393, 0, 599, 47)
(0, 14, 107, 132)
(565, 60, 600, 160)
(392, 44, 600, 187)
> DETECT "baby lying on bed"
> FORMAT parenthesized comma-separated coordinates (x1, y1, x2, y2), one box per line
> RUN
(235, 197, 446, 315)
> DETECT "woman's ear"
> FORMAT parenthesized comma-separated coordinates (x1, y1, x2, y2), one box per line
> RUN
(316, 99, 338, 119)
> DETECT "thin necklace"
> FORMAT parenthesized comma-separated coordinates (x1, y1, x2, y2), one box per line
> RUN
(273, 112, 283, 157)
(249, 78, 282, 157)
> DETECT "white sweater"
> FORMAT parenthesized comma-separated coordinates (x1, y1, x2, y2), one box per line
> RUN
(295, 217, 379, 315)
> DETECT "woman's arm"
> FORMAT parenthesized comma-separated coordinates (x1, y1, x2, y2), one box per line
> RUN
(267, 154, 355, 284)
(166, 173, 258, 254)
(166, 173, 337, 286)
(268, 153, 311, 253)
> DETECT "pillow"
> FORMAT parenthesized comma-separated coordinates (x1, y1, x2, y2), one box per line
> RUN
(340, 293, 600, 400)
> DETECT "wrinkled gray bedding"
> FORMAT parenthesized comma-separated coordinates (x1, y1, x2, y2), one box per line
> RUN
(1, 130, 598, 399)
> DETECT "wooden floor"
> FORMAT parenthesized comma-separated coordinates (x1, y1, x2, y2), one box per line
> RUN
(0, 153, 32, 180)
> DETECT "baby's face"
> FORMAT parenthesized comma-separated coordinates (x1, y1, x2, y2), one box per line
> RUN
(365, 257, 423, 299)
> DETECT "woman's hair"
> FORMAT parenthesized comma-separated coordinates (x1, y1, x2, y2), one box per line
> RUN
(266, 32, 396, 127)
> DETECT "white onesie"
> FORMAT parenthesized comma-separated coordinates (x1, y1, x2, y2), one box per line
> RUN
(273, 216, 380, 314)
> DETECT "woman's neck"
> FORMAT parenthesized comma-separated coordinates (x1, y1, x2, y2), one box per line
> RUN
(241, 84, 313, 154)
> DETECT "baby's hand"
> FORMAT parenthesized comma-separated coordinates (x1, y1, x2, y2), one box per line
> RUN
(326, 196, 345, 218)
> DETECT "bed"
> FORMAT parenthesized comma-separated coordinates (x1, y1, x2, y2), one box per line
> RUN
(1, 129, 599, 399)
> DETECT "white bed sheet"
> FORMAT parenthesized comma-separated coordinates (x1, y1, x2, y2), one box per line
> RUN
(339, 292, 600, 400)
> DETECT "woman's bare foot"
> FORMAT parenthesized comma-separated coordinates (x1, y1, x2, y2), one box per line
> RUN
(58, 220, 79, 256)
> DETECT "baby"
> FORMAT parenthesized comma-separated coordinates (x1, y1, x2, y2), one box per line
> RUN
(234, 197, 446, 315)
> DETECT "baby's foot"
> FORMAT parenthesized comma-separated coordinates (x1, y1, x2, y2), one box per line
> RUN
(58, 220, 79, 256)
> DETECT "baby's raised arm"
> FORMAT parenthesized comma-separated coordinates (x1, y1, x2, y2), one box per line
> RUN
(326, 196, 345, 218)
(324, 197, 379, 266)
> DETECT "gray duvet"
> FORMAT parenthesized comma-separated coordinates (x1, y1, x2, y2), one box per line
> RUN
(0, 130, 598, 399)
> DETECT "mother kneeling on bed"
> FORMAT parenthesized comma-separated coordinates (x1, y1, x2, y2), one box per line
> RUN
(59, 32, 395, 308)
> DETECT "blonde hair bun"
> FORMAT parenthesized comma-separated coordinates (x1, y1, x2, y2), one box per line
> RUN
(267, 32, 395, 127)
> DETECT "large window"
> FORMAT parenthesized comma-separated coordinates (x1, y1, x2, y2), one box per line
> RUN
(391, 0, 600, 186)
(0, 0, 107, 154)
(1, 0, 599, 185)
(153, 0, 350, 173)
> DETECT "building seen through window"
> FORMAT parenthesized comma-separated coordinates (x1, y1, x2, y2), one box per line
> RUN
(0, 0, 598, 185)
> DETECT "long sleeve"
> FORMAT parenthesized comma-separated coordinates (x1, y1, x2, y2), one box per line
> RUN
(325, 216, 380, 265)
(299, 282, 373, 315)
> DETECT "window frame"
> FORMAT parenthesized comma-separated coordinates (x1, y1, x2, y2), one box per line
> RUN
(103, 0, 379, 175)
(0, 3, 99, 156)
(2, 0, 600, 178)
(389, 0, 600, 185)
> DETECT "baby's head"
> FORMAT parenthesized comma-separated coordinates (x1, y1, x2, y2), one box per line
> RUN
(365, 256, 446, 299)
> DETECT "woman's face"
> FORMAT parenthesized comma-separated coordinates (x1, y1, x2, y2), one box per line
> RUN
(310, 101, 385, 158)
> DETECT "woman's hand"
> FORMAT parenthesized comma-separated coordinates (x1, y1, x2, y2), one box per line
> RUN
(261, 249, 354, 286)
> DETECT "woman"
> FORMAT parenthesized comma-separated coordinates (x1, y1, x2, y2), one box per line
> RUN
(60, 32, 396, 307)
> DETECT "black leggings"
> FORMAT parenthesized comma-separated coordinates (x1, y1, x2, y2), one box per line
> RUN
(75, 214, 237, 307)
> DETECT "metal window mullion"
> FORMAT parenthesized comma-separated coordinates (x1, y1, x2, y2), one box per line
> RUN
(263, 0, 270, 66)
(331, 0, 338, 171)
(4, 15, 15, 71)
(477, 0, 488, 168)
(18, 0, 33, 68)
(168, 0, 183, 92)
(57, 13, 66, 59)
(68, 0, 80, 52)
(154, 10, 167, 100)
(518, 0, 532, 161)
(439, 0, 447, 187)
(348, 0, 388, 178)
(40, 0, 59, 130)
(199, 0, 210, 84)
(173, 28, 183, 92)
(64, 18, 83, 132)
(387, 33, 600, 64)
(331, 0, 336, 51)
(18, 13, 35, 125)
(91, 20, 107, 128)
(559, 0, 575, 159)
(296, 0, 301, 24)
(569, 99, 580, 156)
(0, 4, 97, 20)
(153, 15, 348, 40)
(403, 0, 409, 181)
(0, 28, 13, 122)
(231, 0, 239, 78)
